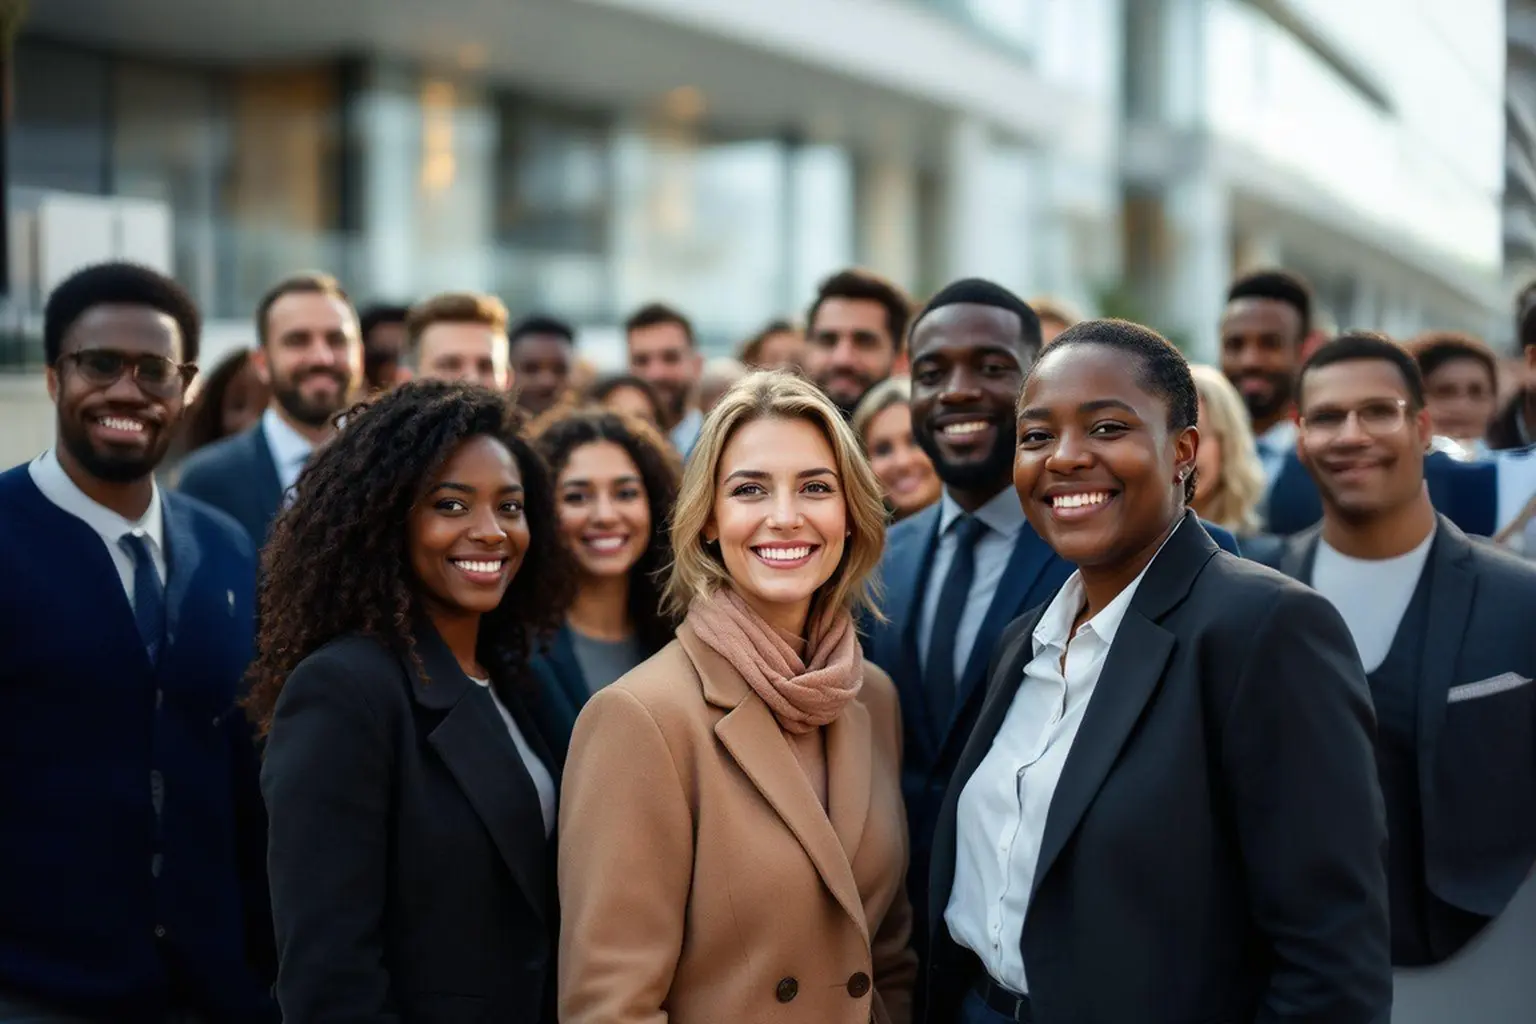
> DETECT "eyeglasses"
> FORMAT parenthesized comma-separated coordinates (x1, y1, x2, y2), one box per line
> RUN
(1299, 399, 1410, 441)
(58, 349, 198, 399)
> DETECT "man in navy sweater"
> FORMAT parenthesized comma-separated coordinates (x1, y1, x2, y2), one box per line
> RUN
(0, 263, 276, 1022)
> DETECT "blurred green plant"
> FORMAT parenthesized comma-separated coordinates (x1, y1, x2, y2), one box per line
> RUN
(1091, 281, 1193, 353)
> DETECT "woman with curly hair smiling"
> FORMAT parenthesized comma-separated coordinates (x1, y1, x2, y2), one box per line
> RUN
(531, 409, 681, 750)
(250, 379, 575, 1024)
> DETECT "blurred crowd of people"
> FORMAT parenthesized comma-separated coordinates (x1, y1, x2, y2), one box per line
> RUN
(1, 254, 1534, 1024)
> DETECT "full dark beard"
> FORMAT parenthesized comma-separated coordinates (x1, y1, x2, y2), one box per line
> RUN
(273, 374, 348, 428)
(1240, 371, 1295, 423)
(58, 418, 163, 483)
(914, 420, 1015, 493)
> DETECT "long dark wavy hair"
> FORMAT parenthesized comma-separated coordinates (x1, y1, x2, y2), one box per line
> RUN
(246, 379, 577, 734)
(533, 408, 681, 656)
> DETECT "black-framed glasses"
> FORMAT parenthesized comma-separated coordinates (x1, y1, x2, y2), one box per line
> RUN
(59, 349, 198, 399)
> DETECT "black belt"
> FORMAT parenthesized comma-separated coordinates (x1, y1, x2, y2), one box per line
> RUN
(972, 973, 1033, 1022)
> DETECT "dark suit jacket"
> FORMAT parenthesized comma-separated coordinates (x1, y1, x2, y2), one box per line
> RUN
(262, 624, 561, 1024)
(0, 466, 274, 1021)
(1272, 516, 1536, 952)
(865, 502, 1243, 958)
(177, 425, 284, 549)
(925, 513, 1392, 1024)
(1267, 450, 1499, 537)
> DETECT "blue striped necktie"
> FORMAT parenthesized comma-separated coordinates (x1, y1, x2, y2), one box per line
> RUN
(120, 533, 166, 663)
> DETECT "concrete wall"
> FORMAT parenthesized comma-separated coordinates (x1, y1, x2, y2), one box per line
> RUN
(0, 375, 55, 468)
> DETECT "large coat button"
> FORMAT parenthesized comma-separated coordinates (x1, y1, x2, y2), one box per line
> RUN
(776, 977, 799, 1003)
(847, 972, 871, 998)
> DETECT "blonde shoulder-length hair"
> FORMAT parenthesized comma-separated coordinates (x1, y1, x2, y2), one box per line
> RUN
(1189, 363, 1267, 535)
(664, 370, 888, 623)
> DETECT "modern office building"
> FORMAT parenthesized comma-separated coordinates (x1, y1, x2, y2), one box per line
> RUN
(1507, 0, 1536, 308)
(4, 0, 1512, 363)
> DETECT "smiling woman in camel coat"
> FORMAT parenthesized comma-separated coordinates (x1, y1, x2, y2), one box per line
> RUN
(556, 621, 918, 1024)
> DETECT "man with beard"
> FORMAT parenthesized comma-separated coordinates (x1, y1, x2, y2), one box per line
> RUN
(1220, 270, 1312, 487)
(509, 313, 577, 418)
(624, 303, 702, 455)
(0, 263, 275, 1022)
(1273, 334, 1536, 1021)
(179, 272, 362, 547)
(803, 268, 909, 417)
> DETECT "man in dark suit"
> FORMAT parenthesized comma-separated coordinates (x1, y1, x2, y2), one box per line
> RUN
(177, 271, 363, 547)
(1274, 332, 1536, 1016)
(0, 263, 275, 1021)
(865, 280, 1242, 966)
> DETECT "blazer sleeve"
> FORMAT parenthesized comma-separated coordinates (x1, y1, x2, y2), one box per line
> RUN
(870, 686, 918, 1024)
(261, 652, 400, 1024)
(1220, 588, 1392, 1023)
(558, 685, 694, 1024)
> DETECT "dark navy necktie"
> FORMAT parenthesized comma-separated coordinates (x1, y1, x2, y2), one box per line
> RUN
(120, 533, 166, 663)
(925, 514, 986, 727)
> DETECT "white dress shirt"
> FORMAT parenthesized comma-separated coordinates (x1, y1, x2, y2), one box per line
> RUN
(944, 519, 1181, 995)
(29, 447, 166, 607)
(670, 406, 703, 460)
(471, 677, 557, 837)
(261, 407, 315, 497)
(918, 487, 1029, 686)
(1254, 419, 1297, 491)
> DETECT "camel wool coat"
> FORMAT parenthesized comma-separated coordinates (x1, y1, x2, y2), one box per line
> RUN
(557, 620, 918, 1024)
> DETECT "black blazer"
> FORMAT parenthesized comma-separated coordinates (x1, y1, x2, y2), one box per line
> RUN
(177, 425, 284, 549)
(261, 624, 561, 1024)
(1271, 515, 1536, 952)
(926, 512, 1392, 1024)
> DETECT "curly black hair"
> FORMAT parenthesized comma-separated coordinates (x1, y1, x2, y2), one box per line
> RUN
(246, 379, 577, 733)
(533, 408, 682, 656)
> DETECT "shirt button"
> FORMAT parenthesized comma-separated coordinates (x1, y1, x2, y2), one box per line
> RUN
(153, 925, 166, 938)
(775, 977, 798, 1003)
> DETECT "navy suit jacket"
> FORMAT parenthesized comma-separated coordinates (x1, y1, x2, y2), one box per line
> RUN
(177, 425, 284, 549)
(1267, 450, 1499, 537)
(864, 499, 1241, 955)
(1271, 516, 1536, 958)
(0, 465, 275, 1022)
(530, 626, 588, 757)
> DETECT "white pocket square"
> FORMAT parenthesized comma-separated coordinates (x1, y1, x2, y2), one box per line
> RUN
(1447, 673, 1533, 704)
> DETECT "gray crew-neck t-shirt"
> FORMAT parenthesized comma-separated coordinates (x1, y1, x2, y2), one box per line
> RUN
(569, 629, 646, 695)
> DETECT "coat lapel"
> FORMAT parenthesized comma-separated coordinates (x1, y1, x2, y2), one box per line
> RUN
(160, 494, 204, 647)
(246, 427, 283, 539)
(410, 624, 551, 921)
(948, 526, 1059, 737)
(825, 693, 873, 866)
(1416, 518, 1476, 801)
(1280, 524, 1321, 583)
(681, 625, 870, 945)
(1029, 512, 1213, 901)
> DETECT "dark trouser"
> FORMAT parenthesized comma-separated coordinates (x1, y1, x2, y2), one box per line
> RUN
(0, 990, 206, 1024)
(960, 985, 1033, 1023)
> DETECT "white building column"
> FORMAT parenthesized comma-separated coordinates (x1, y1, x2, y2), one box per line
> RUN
(1163, 166, 1230, 362)
(941, 115, 998, 282)
(857, 153, 920, 294)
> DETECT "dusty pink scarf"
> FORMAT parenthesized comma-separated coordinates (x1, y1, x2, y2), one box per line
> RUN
(688, 588, 863, 734)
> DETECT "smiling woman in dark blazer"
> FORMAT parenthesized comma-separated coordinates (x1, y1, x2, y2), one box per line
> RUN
(248, 380, 576, 1023)
(925, 320, 1392, 1024)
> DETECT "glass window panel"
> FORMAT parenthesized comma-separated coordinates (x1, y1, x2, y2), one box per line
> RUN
(11, 39, 111, 195)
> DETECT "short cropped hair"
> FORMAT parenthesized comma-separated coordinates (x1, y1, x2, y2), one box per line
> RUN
(508, 315, 575, 348)
(806, 269, 912, 355)
(359, 303, 410, 339)
(256, 271, 353, 348)
(405, 292, 510, 350)
(1407, 331, 1498, 390)
(1298, 330, 1425, 409)
(624, 303, 695, 347)
(664, 370, 887, 622)
(1036, 319, 1199, 502)
(1227, 269, 1314, 339)
(44, 261, 201, 365)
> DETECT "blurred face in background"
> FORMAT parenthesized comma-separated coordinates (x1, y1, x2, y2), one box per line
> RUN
(1297, 359, 1432, 522)
(417, 322, 509, 390)
(509, 334, 572, 415)
(601, 383, 662, 430)
(1422, 356, 1497, 443)
(556, 440, 652, 582)
(1220, 298, 1302, 428)
(257, 291, 362, 428)
(221, 358, 269, 437)
(804, 298, 897, 414)
(754, 328, 805, 371)
(363, 319, 408, 392)
(862, 402, 940, 519)
(628, 321, 700, 428)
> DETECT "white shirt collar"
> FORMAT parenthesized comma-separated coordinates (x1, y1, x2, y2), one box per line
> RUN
(1032, 516, 1186, 652)
(1255, 419, 1297, 454)
(262, 407, 316, 491)
(938, 484, 1027, 542)
(29, 447, 165, 556)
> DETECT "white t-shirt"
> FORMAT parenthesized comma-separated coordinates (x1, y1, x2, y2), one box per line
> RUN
(1311, 526, 1435, 673)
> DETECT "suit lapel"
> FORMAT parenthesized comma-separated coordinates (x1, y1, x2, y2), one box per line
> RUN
(410, 624, 551, 920)
(160, 495, 203, 646)
(246, 427, 283, 539)
(548, 626, 589, 714)
(884, 507, 944, 752)
(826, 694, 873, 868)
(1029, 512, 1212, 901)
(1280, 525, 1321, 583)
(1416, 519, 1476, 801)
(949, 526, 1059, 735)
(682, 625, 870, 945)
